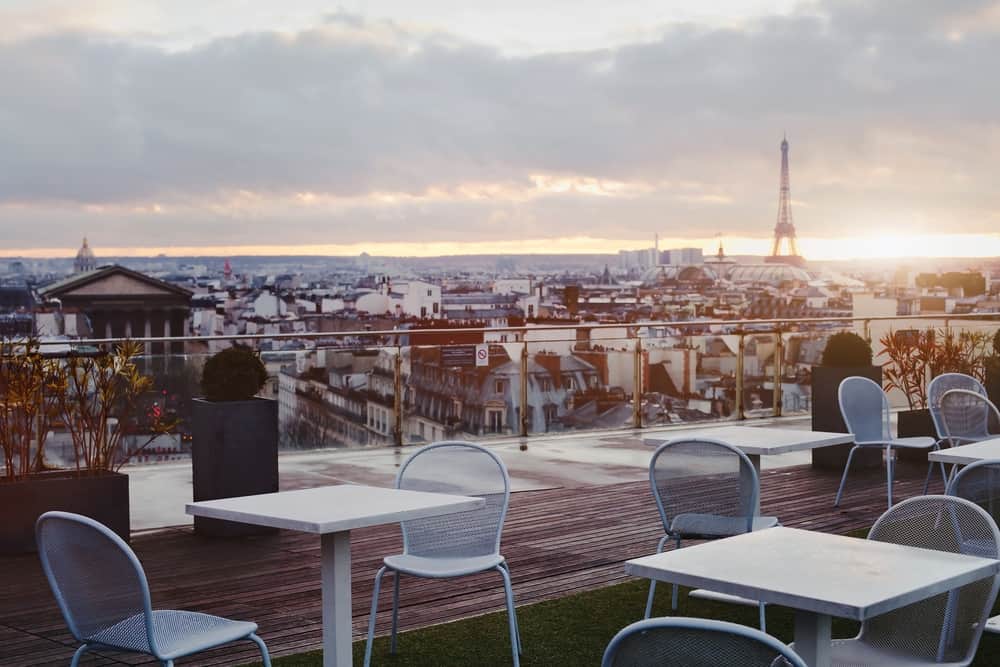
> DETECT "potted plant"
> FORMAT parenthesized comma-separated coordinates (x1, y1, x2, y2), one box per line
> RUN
(192, 344, 277, 537)
(881, 327, 990, 461)
(0, 339, 173, 553)
(811, 331, 882, 469)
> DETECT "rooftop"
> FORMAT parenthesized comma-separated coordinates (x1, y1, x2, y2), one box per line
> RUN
(1, 440, 944, 666)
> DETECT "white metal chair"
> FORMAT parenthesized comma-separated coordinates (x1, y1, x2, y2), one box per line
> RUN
(36, 511, 271, 667)
(644, 438, 778, 630)
(939, 389, 1000, 449)
(602, 617, 807, 667)
(947, 459, 1000, 635)
(929, 373, 987, 447)
(835, 376, 944, 508)
(363, 441, 520, 667)
(796, 495, 1000, 666)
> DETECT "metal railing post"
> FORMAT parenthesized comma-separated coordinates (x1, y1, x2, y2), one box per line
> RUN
(633, 337, 643, 429)
(393, 347, 403, 447)
(519, 343, 529, 437)
(772, 329, 783, 418)
(736, 330, 746, 420)
(863, 319, 872, 344)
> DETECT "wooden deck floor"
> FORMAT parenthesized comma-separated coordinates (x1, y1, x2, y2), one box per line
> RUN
(0, 461, 947, 666)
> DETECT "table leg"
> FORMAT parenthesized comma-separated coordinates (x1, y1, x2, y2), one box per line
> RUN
(793, 609, 831, 667)
(321, 531, 352, 667)
(745, 454, 762, 515)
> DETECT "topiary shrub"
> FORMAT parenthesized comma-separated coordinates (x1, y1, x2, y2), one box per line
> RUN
(821, 331, 873, 368)
(201, 344, 268, 402)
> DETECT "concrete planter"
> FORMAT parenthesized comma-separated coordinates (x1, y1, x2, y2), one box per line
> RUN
(0, 471, 129, 554)
(896, 408, 937, 463)
(810, 365, 883, 470)
(192, 397, 278, 537)
(987, 365, 1000, 410)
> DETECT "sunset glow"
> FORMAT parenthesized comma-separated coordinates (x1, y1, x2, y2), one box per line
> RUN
(4, 233, 1000, 261)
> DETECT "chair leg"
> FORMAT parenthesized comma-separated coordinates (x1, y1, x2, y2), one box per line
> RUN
(644, 534, 673, 619)
(497, 565, 521, 667)
(887, 446, 894, 508)
(834, 445, 859, 507)
(500, 561, 522, 655)
(390, 572, 401, 654)
(364, 565, 388, 667)
(70, 645, 89, 667)
(923, 444, 947, 494)
(248, 633, 272, 667)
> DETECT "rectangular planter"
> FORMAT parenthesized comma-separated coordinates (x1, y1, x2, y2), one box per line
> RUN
(987, 366, 1000, 411)
(0, 471, 129, 554)
(896, 408, 937, 463)
(192, 397, 279, 537)
(810, 365, 883, 470)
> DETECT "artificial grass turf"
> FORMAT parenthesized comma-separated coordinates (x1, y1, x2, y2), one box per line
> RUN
(245, 575, 1000, 666)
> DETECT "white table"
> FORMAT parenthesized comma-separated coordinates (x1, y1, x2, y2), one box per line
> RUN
(186, 485, 484, 667)
(928, 437, 1000, 466)
(625, 526, 1000, 667)
(644, 425, 853, 472)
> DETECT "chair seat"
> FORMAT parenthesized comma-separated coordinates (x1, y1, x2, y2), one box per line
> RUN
(792, 637, 954, 666)
(384, 553, 505, 578)
(87, 610, 258, 660)
(669, 514, 779, 539)
(856, 436, 936, 450)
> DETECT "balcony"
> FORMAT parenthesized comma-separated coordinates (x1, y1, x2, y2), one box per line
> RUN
(1, 421, 962, 666)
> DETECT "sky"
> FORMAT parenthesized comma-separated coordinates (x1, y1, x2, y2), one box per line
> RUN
(1, 0, 1000, 260)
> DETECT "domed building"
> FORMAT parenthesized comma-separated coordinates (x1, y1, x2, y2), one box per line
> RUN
(73, 237, 98, 274)
(640, 264, 719, 288)
(721, 263, 811, 285)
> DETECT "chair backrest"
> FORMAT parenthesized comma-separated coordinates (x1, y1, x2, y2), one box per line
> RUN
(862, 495, 1000, 664)
(929, 373, 987, 439)
(396, 441, 510, 559)
(648, 438, 759, 535)
(36, 512, 156, 649)
(838, 376, 890, 443)
(948, 459, 1000, 525)
(601, 617, 808, 667)
(939, 389, 999, 446)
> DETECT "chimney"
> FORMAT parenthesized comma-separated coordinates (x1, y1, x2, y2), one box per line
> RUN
(534, 352, 562, 388)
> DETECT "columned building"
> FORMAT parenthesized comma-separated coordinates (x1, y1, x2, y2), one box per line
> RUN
(38, 265, 192, 354)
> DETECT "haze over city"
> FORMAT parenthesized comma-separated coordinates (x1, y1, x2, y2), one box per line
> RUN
(2, 1, 1000, 260)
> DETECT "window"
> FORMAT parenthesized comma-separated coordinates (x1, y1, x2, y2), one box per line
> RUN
(495, 380, 505, 394)
(433, 302, 439, 313)
(427, 289, 433, 297)
(487, 409, 503, 433)
(544, 404, 558, 428)
(540, 378, 552, 392)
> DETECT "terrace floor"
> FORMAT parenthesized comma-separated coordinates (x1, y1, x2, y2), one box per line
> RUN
(1, 453, 947, 666)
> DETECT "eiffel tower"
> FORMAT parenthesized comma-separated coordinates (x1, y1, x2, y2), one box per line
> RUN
(765, 135, 806, 267)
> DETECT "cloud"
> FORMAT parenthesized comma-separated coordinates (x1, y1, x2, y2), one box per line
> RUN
(1, 2, 999, 251)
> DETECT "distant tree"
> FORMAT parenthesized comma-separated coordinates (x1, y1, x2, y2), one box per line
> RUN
(915, 272, 985, 296)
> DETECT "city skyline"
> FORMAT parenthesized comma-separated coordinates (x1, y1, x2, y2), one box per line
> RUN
(2, 2, 1000, 259)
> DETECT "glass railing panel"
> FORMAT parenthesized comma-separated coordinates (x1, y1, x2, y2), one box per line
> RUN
(402, 341, 521, 443)
(641, 327, 735, 428)
(523, 328, 634, 435)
